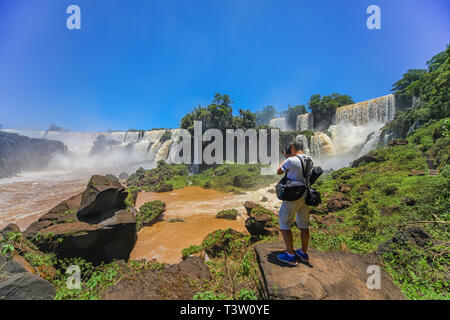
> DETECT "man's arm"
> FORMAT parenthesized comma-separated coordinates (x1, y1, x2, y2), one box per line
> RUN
(277, 161, 285, 175)
(277, 156, 290, 175)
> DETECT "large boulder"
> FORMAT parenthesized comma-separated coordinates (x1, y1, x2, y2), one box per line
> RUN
(102, 256, 210, 300)
(0, 255, 55, 300)
(24, 175, 137, 265)
(244, 201, 278, 236)
(254, 242, 404, 300)
(77, 175, 128, 223)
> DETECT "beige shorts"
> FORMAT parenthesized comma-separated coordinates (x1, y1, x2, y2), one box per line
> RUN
(278, 194, 310, 230)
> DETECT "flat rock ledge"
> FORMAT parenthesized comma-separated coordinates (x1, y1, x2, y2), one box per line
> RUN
(254, 242, 404, 300)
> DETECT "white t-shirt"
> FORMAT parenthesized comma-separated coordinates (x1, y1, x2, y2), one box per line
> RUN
(281, 154, 312, 181)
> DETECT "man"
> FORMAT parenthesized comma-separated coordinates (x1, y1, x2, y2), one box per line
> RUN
(276, 140, 312, 266)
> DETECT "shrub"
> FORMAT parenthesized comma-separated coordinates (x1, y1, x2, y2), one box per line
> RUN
(137, 200, 166, 229)
(215, 209, 238, 220)
(181, 245, 202, 259)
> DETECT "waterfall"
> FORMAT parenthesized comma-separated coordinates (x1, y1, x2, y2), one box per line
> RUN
(296, 113, 313, 131)
(269, 118, 287, 131)
(333, 94, 396, 126)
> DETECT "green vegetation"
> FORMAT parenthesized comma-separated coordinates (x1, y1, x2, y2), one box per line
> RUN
(296, 141, 449, 299)
(136, 200, 166, 230)
(126, 161, 189, 192)
(215, 209, 238, 220)
(159, 130, 172, 144)
(384, 45, 449, 138)
(308, 93, 354, 129)
(182, 245, 202, 259)
(181, 93, 256, 134)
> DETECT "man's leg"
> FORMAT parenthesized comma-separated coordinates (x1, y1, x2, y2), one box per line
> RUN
(279, 200, 296, 254)
(300, 228, 310, 253)
(296, 195, 310, 254)
(281, 229, 295, 254)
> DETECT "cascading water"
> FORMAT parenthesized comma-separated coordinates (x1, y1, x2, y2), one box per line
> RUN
(296, 94, 397, 169)
(296, 113, 313, 131)
(332, 94, 396, 126)
(1, 128, 179, 176)
(269, 118, 287, 131)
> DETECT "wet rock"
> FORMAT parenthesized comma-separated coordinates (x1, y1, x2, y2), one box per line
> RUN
(244, 201, 278, 236)
(77, 175, 127, 223)
(254, 242, 404, 300)
(24, 175, 137, 265)
(0, 223, 20, 239)
(0, 255, 55, 300)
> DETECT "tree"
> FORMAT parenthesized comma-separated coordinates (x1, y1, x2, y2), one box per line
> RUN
(308, 93, 354, 130)
(180, 94, 255, 134)
(255, 106, 276, 126)
(233, 109, 256, 130)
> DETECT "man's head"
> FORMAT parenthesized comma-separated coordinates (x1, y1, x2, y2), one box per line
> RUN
(289, 139, 303, 155)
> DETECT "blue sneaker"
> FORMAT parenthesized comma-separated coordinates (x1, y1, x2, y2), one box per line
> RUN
(295, 249, 309, 263)
(276, 252, 298, 266)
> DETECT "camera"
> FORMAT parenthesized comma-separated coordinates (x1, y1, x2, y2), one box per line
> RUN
(283, 145, 292, 157)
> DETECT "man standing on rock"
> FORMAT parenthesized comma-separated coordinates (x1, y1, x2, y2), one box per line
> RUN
(276, 140, 311, 266)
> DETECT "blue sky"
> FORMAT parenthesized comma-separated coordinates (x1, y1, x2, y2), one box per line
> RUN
(0, 0, 449, 131)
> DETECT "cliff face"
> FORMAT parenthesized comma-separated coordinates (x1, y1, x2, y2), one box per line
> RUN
(0, 131, 67, 178)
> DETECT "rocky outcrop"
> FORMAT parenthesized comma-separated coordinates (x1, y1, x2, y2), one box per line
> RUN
(244, 201, 278, 236)
(24, 175, 137, 265)
(0, 255, 55, 300)
(388, 140, 408, 147)
(378, 227, 433, 255)
(202, 228, 247, 258)
(102, 256, 210, 300)
(254, 242, 404, 300)
(215, 209, 238, 220)
(0, 131, 67, 179)
(351, 151, 385, 168)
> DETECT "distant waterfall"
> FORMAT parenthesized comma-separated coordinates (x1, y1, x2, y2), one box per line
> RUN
(269, 118, 287, 131)
(296, 113, 313, 131)
(294, 94, 399, 169)
(333, 94, 396, 126)
(1, 128, 180, 174)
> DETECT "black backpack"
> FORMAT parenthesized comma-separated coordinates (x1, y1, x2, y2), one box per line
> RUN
(275, 155, 322, 206)
(298, 157, 322, 207)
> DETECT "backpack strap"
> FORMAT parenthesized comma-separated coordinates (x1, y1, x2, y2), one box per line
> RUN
(296, 155, 310, 187)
